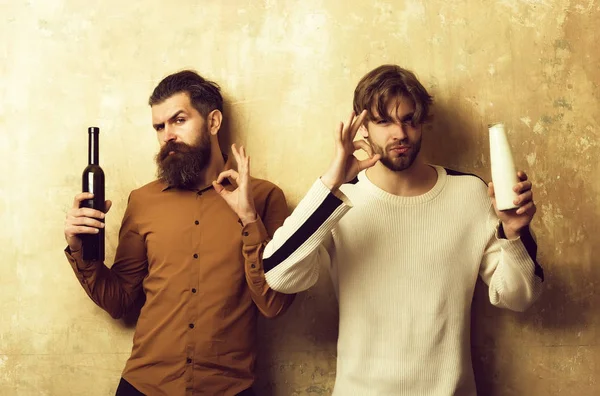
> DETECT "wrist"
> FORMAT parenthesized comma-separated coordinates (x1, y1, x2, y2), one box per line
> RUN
(502, 224, 521, 240)
(67, 238, 82, 253)
(320, 175, 340, 192)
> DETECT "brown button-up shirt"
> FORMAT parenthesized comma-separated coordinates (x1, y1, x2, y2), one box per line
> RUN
(65, 174, 294, 395)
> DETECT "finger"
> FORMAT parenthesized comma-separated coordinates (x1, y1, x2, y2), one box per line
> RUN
(68, 216, 105, 229)
(357, 154, 381, 171)
(353, 140, 374, 157)
(351, 109, 367, 132)
(216, 169, 239, 184)
(245, 153, 251, 176)
(514, 190, 533, 206)
(487, 182, 495, 198)
(66, 225, 101, 235)
(212, 180, 227, 195)
(344, 110, 356, 130)
(513, 180, 532, 193)
(341, 111, 356, 140)
(237, 150, 251, 189)
(69, 207, 106, 219)
(231, 143, 242, 165)
(333, 121, 344, 146)
(517, 171, 528, 181)
(516, 201, 536, 215)
(239, 146, 248, 172)
(72, 192, 94, 209)
(347, 110, 367, 141)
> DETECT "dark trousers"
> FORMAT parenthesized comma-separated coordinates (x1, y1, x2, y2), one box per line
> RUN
(116, 378, 256, 396)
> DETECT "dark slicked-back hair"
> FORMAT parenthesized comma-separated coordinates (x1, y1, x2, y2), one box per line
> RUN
(149, 70, 223, 118)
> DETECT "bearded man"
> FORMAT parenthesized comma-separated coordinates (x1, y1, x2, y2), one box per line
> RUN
(63, 70, 294, 396)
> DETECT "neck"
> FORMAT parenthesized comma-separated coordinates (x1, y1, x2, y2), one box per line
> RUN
(366, 157, 438, 196)
(195, 138, 225, 190)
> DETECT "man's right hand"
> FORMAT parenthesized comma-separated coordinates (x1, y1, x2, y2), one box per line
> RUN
(64, 193, 112, 252)
(320, 110, 381, 191)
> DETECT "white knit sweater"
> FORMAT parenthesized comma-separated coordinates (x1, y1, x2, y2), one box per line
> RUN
(262, 165, 543, 396)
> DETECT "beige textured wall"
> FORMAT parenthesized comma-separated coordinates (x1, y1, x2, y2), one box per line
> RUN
(1, 1, 598, 395)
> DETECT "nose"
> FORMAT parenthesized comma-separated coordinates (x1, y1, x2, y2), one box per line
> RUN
(163, 124, 177, 143)
(390, 122, 408, 141)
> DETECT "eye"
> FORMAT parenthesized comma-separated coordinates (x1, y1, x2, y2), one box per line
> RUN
(375, 120, 389, 125)
(155, 125, 164, 132)
(175, 117, 186, 124)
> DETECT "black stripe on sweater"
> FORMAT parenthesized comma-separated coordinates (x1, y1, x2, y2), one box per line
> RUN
(447, 168, 544, 281)
(444, 167, 488, 185)
(263, 193, 343, 272)
(517, 226, 544, 281)
(498, 224, 544, 282)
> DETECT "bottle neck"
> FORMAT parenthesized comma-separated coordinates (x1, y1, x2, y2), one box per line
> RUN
(88, 127, 99, 165)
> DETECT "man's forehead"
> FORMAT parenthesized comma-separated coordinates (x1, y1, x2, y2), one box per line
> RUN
(371, 96, 415, 119)
(152, 92, 192, 121)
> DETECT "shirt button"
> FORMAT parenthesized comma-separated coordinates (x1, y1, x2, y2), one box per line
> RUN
(242, 231, 249, 236)
(186, 358, 192, 364)
(194, 220, 199, 225)
(250, 264, 256, 269)
(191, 288, 197, 293)
(189, 323, 194, 329)
(193, 254, 198, 259)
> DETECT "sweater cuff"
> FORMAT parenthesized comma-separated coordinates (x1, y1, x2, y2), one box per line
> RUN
(499, 236, 536, 276)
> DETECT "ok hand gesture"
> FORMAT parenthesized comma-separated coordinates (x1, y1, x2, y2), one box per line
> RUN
(320, 110, 381, 191)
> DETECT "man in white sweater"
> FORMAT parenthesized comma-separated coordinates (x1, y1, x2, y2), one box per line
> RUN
(260, 65, 543, 395)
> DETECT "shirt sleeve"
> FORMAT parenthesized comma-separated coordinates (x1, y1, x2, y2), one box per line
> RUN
(243, 186, 295, 318)
(479, 204, 544, 312)
(65, 192, 148, 319)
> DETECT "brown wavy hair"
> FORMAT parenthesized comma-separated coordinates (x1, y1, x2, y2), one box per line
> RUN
(353, 65, 433, 126)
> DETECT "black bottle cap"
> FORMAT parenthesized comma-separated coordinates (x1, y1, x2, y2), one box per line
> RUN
(88, 127, 100, 134)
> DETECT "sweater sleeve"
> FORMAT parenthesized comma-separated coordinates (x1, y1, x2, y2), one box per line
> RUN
(262, 178, 352, 293)
(479, 204, 544, 312)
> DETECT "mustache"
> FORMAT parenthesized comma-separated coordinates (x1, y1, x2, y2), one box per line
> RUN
(157, 141, 192, 162)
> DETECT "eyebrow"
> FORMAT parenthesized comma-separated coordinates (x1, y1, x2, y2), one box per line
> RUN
(153, 110, 186, 130)
(399, 112, 414, 123)
(372, 111, 415, 123)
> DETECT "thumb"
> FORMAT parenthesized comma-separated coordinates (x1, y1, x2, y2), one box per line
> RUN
(487, 182, 495, 198)
(358, 154, 381, 171)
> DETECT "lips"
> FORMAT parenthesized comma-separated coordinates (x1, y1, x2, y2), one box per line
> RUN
(389, 146, 410, 154)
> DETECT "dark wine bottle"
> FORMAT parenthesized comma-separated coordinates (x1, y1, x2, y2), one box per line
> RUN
(80, 126, 105, 261)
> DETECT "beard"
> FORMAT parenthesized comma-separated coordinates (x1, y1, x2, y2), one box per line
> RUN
(155, 132, 211, 189)
(369, 136, 422, 172)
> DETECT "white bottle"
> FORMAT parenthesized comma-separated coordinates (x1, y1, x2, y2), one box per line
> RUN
(489, 123, 519, 211)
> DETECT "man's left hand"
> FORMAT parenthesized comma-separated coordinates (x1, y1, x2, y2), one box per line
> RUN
(213, 144, 258, 226)
(488, 170, 537, 240)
